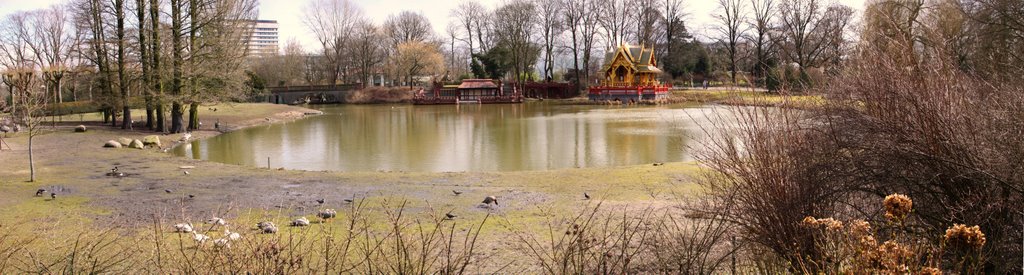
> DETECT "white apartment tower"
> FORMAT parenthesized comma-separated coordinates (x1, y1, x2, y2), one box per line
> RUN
(246, 20, 279, 56)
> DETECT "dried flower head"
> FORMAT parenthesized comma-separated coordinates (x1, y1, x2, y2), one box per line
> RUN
(858, 235, 878, 249)
(944, 224, 986, 250)
(849, 219, 872, 236)
(875, 240, 914, 270)
(883, 194, 913, 222)
(918, 267, 942, 275)
(801, 216, 818, 227)
(800, 216, 843, 231)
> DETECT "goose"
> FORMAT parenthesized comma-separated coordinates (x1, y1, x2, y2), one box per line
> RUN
(183, 171, 190, 175)
(257, 221, 278, 233)
(584, 193, 591, 200)
(192, 232, 211, 244)
(50, 193, 56, 200)
(315, 198, 325, 205)
(165, 189, 173, 194)
(174, 223, 194, 233)
(212, 238, 230, 248)
(452, 190, 462, 196)
(291, 217, 310, 227)
(445, 212, 457, 220)
(317, 209, 337, 221)
(206, 217, 227, 226)
(35, 188, 46, 197)
(224, 228, 242, 241)
(343, 199, 353, 203)
(482, 196, 498, 206)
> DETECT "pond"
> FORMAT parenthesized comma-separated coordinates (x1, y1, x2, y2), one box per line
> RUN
(172, 102, 722, 172)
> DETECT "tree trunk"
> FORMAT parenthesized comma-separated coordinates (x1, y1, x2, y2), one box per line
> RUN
(188, 102, 198, 130)
(28, 134, 35, 182)
(156, 104, 165, 132)
(171, 102, 184, 133)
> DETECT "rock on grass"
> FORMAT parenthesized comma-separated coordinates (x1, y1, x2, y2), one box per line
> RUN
(104, 140, 122, 148)
(142, 135, 161, 147)
(128, 139, 145, 149)
(74, 125, 87, 132)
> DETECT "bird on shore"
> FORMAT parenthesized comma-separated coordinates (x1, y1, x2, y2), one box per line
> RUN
(165, 189, 173, 194)
(257, 221, 279, 234)
(192, 232, 211, 244)
(111, 166, 119, 173)
(452, 190, 462, 196)
(206, 217, 227, 226)
(35, 188, 46, 197)
(50, 193, 57, 200)
(445, 212, 457, 220)
(213, 238, 230, 249)
(482, 196, 498, 206)
(260, 221, 280, 232)
(584, 193, 591, 200)
(343, 199, 353, 203)
(183, 171, 190, 175)
(174, 223, 194, 233)
(224, 227, 242, 241)
(291, 217, 310, 227)
(188, 194, 195, 199)
(652, 162, 664, 166)
(315, 198, 325, 205)
(317, 209, 337, 221)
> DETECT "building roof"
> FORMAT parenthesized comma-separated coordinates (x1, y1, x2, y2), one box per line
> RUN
(601, 44, 660, 73)
(458, 79, 498, 89)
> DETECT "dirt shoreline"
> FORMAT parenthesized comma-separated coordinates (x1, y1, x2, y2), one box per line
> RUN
(0, 102, 696, 271)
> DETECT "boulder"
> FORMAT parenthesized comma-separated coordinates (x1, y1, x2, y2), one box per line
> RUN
(74, 125, 87, 132)
(128, 139, 145, 149)
(104, 140, 122, 148)
(117, 137, 133, 147)
(142, 135, 161, 147)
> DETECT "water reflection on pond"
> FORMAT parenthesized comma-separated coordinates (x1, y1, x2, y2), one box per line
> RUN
(173, 102, 715, 172)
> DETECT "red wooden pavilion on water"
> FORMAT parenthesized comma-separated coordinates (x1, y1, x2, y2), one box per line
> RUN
(413, 79, 523, 105)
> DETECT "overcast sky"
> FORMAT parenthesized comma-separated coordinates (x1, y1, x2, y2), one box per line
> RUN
(1, 0, 866, 53)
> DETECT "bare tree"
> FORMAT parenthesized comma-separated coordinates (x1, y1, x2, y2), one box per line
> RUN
(714, 0, 746, 84)
(563, 0, 600, 93)
(775, 0, 850, 78)
(27, 6, 74, 105)
(383, 11, 434, 47)
(390, 41, 444, 88)
(597, 0, 633, 48)
(632, 0, 661, 46)
(748, 0, 775, 82)
(536, 0, 562, 81)
(352, 20, 383, 86)
(451, 1, 490, 56)
(303, 0, 361, 86)
(494, 0, 540, 88)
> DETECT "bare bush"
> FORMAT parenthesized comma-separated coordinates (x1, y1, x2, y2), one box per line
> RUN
(695, 44, 1024, 272)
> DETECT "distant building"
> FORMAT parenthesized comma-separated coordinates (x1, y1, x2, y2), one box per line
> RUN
(244, 20, 279, 56)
